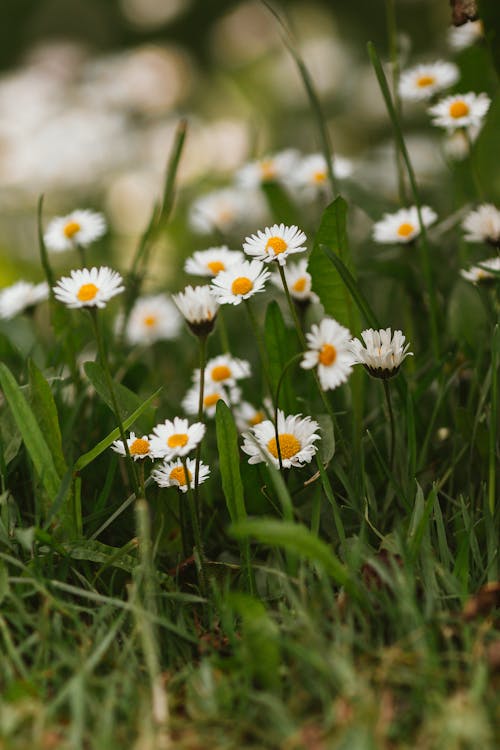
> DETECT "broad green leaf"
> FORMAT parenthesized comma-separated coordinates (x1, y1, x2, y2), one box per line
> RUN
(264, 301, 297, 413)
(74, 387, 161, 472)
(0, 363, 63, 519)
(28, 359, 67, 477)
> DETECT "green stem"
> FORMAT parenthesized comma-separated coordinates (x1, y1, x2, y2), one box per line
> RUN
(217, 307, 230, 353)
(465, 129, 484, 200)
(383, 379, 396, 470)
(489, 324, 498, 516)
(194, 335, 207, 515)
(181, 457, 207, 596)
(244, 298, 275, 404)
(384, 0, 408, 203)
(76, 243, 87, 268)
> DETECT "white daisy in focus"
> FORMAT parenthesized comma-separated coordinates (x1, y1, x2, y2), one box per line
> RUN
(210, 259, 270, 306)
(462, 204, 500, 247)
(235, 149, 300, 188)
(398, 61, 459, 101)
(44, 209, 107, 252)
(0, 280, 49, 319)
(241, 410, 320, 469)
(149, 417, 205, 460)
(182, 383, 241, 418)
(189, 188, 265, 235)
(448, 20, 484, 50)
(349, 328, 413, 379)
(233, 401, 268, 432)
(372, 206, 437, 244)
(271, 259, 319, 305)
(288, 153, 353, 200)
(111, 432, 153, 461)
(243, 223, 307, 267)
(172, 285, 219, 336)
(301, 317, 353, 390)
(152, 457, 210, 493)
(460, 257, 500, 285)
(428, 92, 490, 130)
(53, 267, 124, 309)
(124, 294, 181, 345)
(184, 246, 244, 277)
(194, 354, 251, 388)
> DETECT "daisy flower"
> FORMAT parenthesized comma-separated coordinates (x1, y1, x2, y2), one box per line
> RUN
(182, 383, 241, 418)
(194, 354, 251, 388)
(288, 153, 353, 200)
(152, 457, 210, 493)
(462, 204, 500, 247)
(372, 206, 437, 244)
(398, 61, 459, 101)
(188, 188, 265, 235)
(184, 246, 244, 277)
(124, 294, 181, 345)
(149, 417, 205, 460)
(235, 149, 299, 188)
(233, 401, 268, 433)
(172, 285, 219, 337)
(349, 328, 413, 379)
(53, 266, 124, 309)
(210, 259, 270, 306)
(460, 257, 500, 285)
(111, 432, 154, 460)
(448, 20, 484, 50)
(301, 317, 353, 390)
(0, 280, 49, 319)
(241, 410, 320, 469)
(428, 92, 490, 130)
(271, 259, 319, 304)
(44, 209, 107, 252)
(243, 224, 307, 267)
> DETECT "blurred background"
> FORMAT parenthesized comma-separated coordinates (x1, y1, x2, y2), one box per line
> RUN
(0, 0, 497, 284)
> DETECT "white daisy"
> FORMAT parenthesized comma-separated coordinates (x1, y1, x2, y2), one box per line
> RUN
(241, 410, 320, 469)
(44, 209, 107, 253)
(462, 204, 500, 247)
(172, 285, 219, 336)
(210, 259, 270, 306)
(53, 266, 124, 309)
(443, 123, 482, 160)
(448, 20, 484, 51)
(149, 417, 205, 460)
(184, 246, 244, 277)
(188, 187, 265, 235)
(428, 92, 491, 130)
(349, 328, 413, 379)
(235, 149, 299, 188)
(460, 257, 500, 285)
(233, 401, 268, 433)
(372, 206, 437, 244)
(301, 317, 353, 391)
(398, 61, 459, 101)
(287, 153, 353, 201)
(152, 457, 210, 493)
(243, 223, 307, 267)
(124, 294, 181, 345)
(111, 432, 154, 461)
(271, 259, 319, 304)
(194, 354, 251, 388)
(182, 383, 241, 418)
(0, 280, 49, 319)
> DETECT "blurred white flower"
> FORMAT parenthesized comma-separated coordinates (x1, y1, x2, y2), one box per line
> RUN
(189, 187, 266, 235)
(287, 153, 353, 201)
(124, 294, 181, 345)
(398, 61, 459, 101)
(372, 206, 437, 244)
(235, 149, 299, 189)
(462, 204, 500, 246)
(301, 317, 353, 391)
(443, 124, 482, 160)
(448, 20, 484, 50)
(44, 210, 107, 253)
(233, 401, 267, 432)
(182, 382, 240, 417)
(0, 281, 49, 319)
(184, 246, 244, 277)
(195, 354, 251, 388)
(460, 257, 500, 284)
(428, 92, 490, 130)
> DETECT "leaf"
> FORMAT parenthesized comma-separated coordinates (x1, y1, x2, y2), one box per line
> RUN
(28, 359, 67, 477)
(264, 301, 297, 413)
(447, 280, 488, 349)
(0, 363, 63, 519)
(407, 483, 437, 559)
(0, 560, 9, 604)
(74, 387, 161, 472)
(215, 401, 246, 524)
(317, 414, 335, 464)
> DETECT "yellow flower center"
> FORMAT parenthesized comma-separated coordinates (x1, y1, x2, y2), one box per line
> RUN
(292, 277, 307, 293)
(249, 411, 264, 426)
(267, 433, 301, 460)
(397, 222, 415, 238)
(63, 220, 81, 239)
(260, 160, 276, 180)
(266, 236, 288, 256)
(204, 393, 221, 408)
(231, 276, 253, 296)
(143, 315, 157, 328)
(416, 75, 435, 88)
(77, 283, 99, 302)
(313, 170, 327, 183)
(319, 343, 337, 367)
(169, 466, 192, 485)
(207, 260, 225, 275)
(211, 365, 231, 382)
(129, 437, 150, 455)
(167, 433, 189, 449)
(449, 100, 469, 119)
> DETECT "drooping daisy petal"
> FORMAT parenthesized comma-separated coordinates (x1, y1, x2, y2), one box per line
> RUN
(209, 259, 270, 306)
(149, 417, 205, 460)
(123, 294, 181, 345)
(301, 317, 353, 391)
(184, 246, 245, 277)
(460, 257, 500, 285)
(172, 285, 219, 336)
(243, 223, 307, 266)
(111, 432, 154, 461)
(398, 61, 459, 101)
(241, 410, 320, 469)
(44, 209, 107, 253)
(461, 204, 500, 246)
(372, 206, 437, 244)
(0, 281, 49, 319)
(349, 328, 413, 379)
(152, 457, 210, 493)
(53, 266, 124, 309)
(428, 92, 490, 130)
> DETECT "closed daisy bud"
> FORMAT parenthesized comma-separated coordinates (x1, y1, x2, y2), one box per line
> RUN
(152, 457, 210, 493)
(398, 61, 459, 101)
(172, 285, 219, 337)
(460, 258, 500, 286)
(111, 432, 153, 460)
(53, 266, 124, 309)
(428, 92, 490, 130)
(184, 246, 244, 277)
(0, 280, 48, 319)
(44, 209, 107, 253)
(149, 417, 205, 460)
(243, 223, 307, 266)
(209, 259, 270, 306)
(301, 318, 353, 391)
(372, 206, 437, 244)
(241, 410, 320, 469)
(349, 328, 413, 379)
(462, 204, 500, 247)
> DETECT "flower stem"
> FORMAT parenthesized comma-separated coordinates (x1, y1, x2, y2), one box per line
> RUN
(244, 298, 275, 404)
(383, 379, 396, 470)
(194, 334, 207, 517)
(181, 457, 207, 596)
(76, 243, 87, 268)
(384, 0, 408, 204)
